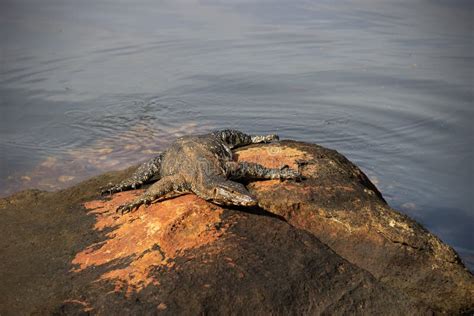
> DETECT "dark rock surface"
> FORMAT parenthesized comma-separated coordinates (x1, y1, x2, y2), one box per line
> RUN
(0, 140, 472, 315)
(236, 141, 474, 314)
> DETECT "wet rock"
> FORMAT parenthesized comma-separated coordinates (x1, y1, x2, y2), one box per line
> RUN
(0, 141, 472, 315)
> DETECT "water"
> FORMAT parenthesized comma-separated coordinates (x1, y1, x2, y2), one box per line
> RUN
(0, 0, 472, 269)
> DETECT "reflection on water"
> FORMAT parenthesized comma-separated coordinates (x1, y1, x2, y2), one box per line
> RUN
(0, 0, 472, 269)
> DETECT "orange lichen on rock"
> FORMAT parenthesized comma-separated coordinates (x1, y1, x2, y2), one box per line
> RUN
(72, 191, 225, 293)
(235, 145, 312, 170)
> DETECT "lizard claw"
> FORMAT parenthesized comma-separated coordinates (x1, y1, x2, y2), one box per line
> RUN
(101, 189, 112, 196)
(100, 184, 111, 196)
(101, 185, 124, 196)
(116, 198, 150, 215)
(101, 184, 116, 196)
(265, 134, 279, 142)
(279, 165, 303, 181)
(116, 203, 136, 215)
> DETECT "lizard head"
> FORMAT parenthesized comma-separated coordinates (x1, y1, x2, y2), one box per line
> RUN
(211, 181, 258, 207)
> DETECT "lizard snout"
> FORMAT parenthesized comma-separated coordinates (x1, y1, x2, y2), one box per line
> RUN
(214, 184, 258, 207)
(234, 194, 258, 207)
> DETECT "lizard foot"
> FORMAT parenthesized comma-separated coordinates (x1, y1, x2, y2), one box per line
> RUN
(116, 198, 152, 215)
(279, 165, 303, 181)
(100, 183, 120, 196)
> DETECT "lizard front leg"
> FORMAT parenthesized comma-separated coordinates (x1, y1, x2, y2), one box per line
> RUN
(101, 154, 163, 195)
(226, 161, 301, 181)
(116, 174, 188, 214)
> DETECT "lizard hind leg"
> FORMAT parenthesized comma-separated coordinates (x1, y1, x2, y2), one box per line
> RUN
(101, 154, 163, 195)
(212, 129, 279, 149)
(116, 174, 188, 214)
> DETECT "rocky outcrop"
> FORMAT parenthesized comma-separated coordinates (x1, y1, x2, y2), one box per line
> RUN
(0, 140, 472, 315)
(236, 141, 474, 314)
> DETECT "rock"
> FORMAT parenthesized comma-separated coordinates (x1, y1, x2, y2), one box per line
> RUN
(236, 141, 474, 314)
(0, 141, 472, 315)
(59, 192, 427, 315)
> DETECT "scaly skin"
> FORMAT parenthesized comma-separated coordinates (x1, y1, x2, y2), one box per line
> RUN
(101, 129, 301, 214)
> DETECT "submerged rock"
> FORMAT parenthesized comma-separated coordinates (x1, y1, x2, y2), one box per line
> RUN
(0, 140, 472, 315)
